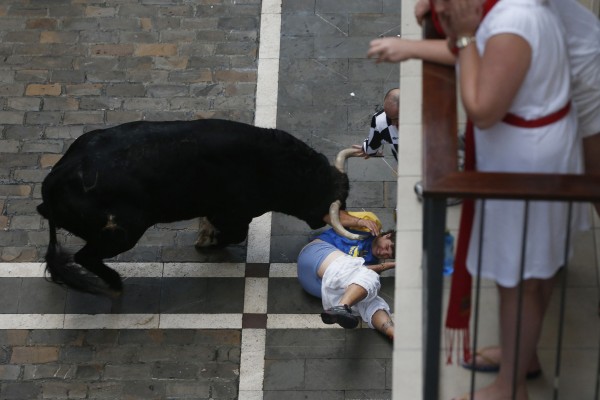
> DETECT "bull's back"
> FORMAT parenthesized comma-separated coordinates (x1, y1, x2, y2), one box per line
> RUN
(40, 119, 329, 224)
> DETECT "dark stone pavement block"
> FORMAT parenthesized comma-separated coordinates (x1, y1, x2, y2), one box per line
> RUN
(87, 382, 124, 399)
(59, 345, 94, 363)
(383, 0, 402, 14)
(18, 278, 67, 314)
(271, 212, 312, 236)
(346, 389, 392, 399)
(316, 0, 384, 13)
(199, 361, 240, 380)
(344, 329, 393, 359)
(267, 278, 322, 313)
(65, 285, 117, 315)
(348, 157, 398, 181)
(110, 278, 161, 314)
(169, 345, 216, 363)
(103, 364, 152, 380)
(266, 329, 346, 359)
(83, 330, 120, 346)
(0, 365, 20, 380)
(94, 345, 139, 364)
(386, 358, 393, 389)
(349, 59, 399, 82)
(312, 82, 382, 107)
(114, 245, 161, 262)
(119, 330, 197, 346)
(0, 347, 11, 364)
(282, 13, 348, 37)
(22, 364, 77, 380)
(278, 82, 313, 107)
(282, 0, 317, 13)
(264, 390, 344, 400)
(151, 361, 199, 380)
(194, 330, 241, 346)
(349, 14, 402, 37)
(0, 277, 21, 313)
(121, 381, 166, 400)
(304, 358, 387, 390)
(165, 381, 211, 398)
(379, 276, 395, 307)
(279, 58, 349, 83)
(0, 382, 41, 399)
(162, 244, 246, 263)
(348, 181, 385, 208)
(277, 106, 347, 132)
(136, 347, 172, 363)
(209, 380, 239, 399)
(160, 278, 245, 313)
(314, 37, 374, 59)
(305, 133, 366, 156)
(263, 358, 306, 390)
(76, 364, 103, 380)
(279, 37, 315, 59)
(270, 235, 308, 263)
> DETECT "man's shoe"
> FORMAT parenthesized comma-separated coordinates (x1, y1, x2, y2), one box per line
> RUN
(321, 305, 359, 329)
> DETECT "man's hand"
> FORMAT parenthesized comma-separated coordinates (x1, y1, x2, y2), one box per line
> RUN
(351, 144, 383, 159)
(355, 217, 381, 236)
(367, 37, 419, 64)
(351, 144, 370, 159)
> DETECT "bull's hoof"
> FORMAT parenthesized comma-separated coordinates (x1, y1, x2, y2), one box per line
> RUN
(195, 235, 218, 248)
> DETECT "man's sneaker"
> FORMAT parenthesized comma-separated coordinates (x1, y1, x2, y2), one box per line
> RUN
(321, 305, 359, 329)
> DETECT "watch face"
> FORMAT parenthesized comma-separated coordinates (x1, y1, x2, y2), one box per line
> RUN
(456, 36, 474, 49)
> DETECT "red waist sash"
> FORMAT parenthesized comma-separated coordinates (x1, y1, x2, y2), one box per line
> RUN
(502, 102, 571, 128)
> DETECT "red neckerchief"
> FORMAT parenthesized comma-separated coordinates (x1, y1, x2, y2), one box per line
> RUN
(427, 0, 500, 364)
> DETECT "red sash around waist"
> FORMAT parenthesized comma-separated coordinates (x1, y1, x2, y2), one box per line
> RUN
(502, 102, 571, 128)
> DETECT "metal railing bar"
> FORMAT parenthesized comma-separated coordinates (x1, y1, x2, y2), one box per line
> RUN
(553, 202, 574, 400)
(469, 199, 487, 400)
(512, 201, 531, 399)
(422, 197, 448, 400)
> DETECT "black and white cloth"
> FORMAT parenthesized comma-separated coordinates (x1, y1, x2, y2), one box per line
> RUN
(361, 110, 399, 161)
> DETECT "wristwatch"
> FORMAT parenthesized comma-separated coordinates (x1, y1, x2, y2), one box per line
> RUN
(455, 36, 476, 49)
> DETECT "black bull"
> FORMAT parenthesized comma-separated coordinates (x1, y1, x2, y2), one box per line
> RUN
(37, 118, 352, 295)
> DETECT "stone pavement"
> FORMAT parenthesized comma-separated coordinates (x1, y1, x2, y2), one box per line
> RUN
(0, 0, 401, 399)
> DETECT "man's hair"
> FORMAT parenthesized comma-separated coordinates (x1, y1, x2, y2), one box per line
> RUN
(384, 88, 400, 107)
(379, 229, 397, 257)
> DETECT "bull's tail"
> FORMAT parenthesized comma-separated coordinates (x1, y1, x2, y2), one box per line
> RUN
(44, 220, 107, 295)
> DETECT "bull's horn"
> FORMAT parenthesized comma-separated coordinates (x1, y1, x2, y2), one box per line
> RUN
(334, 147, 361, 173)
(329, 200, 367, 240)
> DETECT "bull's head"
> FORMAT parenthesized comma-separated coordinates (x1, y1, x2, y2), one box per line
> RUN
(329, 148, 368, 240)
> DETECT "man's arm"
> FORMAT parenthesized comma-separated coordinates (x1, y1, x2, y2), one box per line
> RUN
(366, 261, 395, 274)
(322, 210, 381, 236)
(353, 113, 386, 159)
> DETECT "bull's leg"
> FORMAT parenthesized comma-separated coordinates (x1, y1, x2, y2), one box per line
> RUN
(195, 217, 218, 248)
(204, 215, 252, 247)
(73, 244, 123, 294)
(73, 214, 147, 295)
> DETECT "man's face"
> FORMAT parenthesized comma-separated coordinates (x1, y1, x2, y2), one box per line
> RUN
(373, 233, 395, 260)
